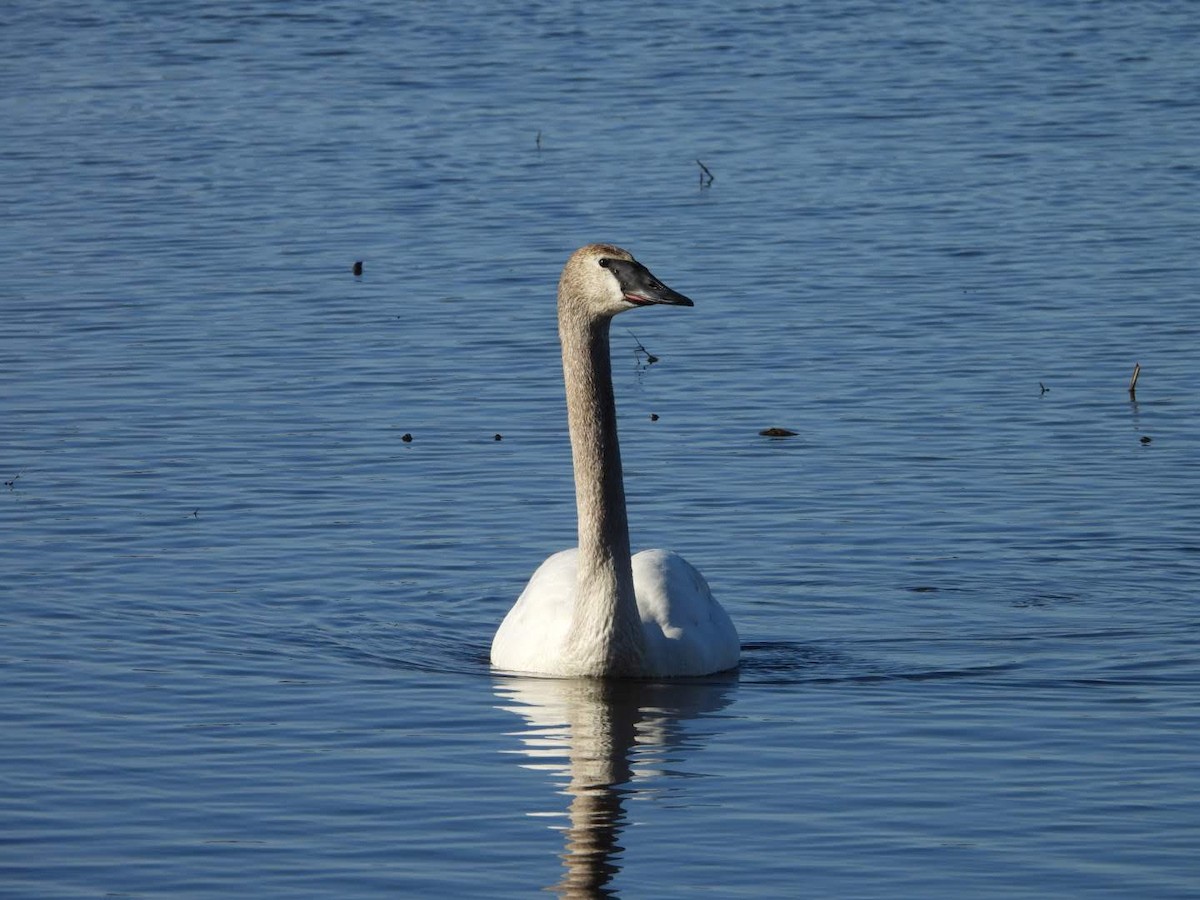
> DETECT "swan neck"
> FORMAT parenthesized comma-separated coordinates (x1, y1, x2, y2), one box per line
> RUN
(561, 313, 633, 575)
(559, 305, 643, 673)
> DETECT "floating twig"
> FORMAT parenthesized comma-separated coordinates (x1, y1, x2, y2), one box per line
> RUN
(4, 472, 20, 489)
(696, 159, 714, 187)
(1128, 362, 1141, 399)
(536, 130, 542, 151)
(627, 330, 658, 365)
(1039, 382, 1049, 395)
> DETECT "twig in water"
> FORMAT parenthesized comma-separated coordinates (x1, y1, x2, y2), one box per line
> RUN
(4, 472, 19, 489)
(627, 330, 658, 365)
(536, 130, 542, 151)
(696, 159, 714, 187)
(1129, 362, 1141, 399)
(1039, 382, 1049, 395)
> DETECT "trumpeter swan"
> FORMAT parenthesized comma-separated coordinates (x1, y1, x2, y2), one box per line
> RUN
(491, 244, 739, 678)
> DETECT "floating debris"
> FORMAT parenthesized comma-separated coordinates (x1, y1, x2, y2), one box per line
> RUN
(696, 159, 714, 187)
(493, 433, 503, 442)
(649, 413, 659, 422)
(1140, 435, 1152, 445)
(759, 427, 798, 438)
(627, 330, 658, 365)
(1129, 362, 1141, 399)
(401, 433, 413, 443)
(1039, 382, 1049, 395)
(352, 261, 363, 276)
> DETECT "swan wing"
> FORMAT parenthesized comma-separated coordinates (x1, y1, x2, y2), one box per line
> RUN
(490, 548, 578, 674)
(632, 549, 740, 677)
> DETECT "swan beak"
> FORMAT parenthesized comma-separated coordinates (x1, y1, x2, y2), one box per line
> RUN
(602, 256, 694, 307)
(623, 266, 694, 308)
(632, 281, 694, 307)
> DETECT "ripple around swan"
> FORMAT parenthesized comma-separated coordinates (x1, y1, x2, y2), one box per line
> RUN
(738, 640, 1024, 685)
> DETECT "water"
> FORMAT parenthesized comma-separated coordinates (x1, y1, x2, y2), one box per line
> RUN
(3, 1, 1199, 896)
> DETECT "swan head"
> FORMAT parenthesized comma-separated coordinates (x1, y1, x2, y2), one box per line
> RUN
(559, 243, 693, 319)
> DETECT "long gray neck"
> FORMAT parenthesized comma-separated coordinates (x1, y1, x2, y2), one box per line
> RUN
(558, 307, 645, 675)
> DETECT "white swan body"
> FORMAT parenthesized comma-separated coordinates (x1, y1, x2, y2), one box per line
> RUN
(493, 548, 739, 678)
(491, 244, 739, 678)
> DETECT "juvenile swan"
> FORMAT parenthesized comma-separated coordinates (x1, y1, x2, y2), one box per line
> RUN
(491, 244, 739, 678)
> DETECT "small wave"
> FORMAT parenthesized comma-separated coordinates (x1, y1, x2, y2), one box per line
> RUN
(737, 640, 1022, 686)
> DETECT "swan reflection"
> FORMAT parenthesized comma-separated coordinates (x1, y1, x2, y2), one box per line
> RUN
(494, 675, 736, 897)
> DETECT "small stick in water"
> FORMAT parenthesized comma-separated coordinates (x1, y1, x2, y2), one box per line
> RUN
(696, 159, 714, 187)
(1129, 362, 1141, 399)
(627, 330, 658, 365)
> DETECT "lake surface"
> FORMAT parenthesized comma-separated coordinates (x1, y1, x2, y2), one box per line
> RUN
(3, 1, 1199, 896)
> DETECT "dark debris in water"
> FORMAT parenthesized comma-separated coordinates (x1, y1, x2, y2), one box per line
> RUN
(627, 330, 659, 367)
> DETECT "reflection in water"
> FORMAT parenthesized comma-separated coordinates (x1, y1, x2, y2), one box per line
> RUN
(494, 676, 736, 897)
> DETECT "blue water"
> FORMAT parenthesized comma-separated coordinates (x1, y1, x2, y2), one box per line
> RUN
(4, 1, 1200, 897)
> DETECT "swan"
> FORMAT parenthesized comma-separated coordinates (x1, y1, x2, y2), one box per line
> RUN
(491, 244, 739, 678)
